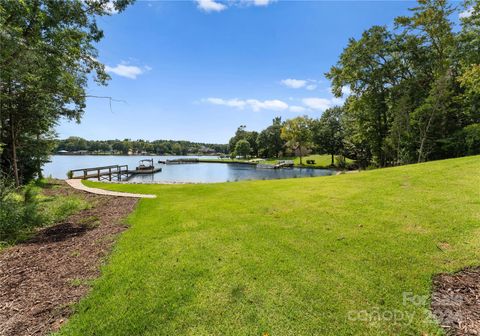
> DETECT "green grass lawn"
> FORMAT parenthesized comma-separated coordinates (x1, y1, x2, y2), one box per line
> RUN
(261, 154, 353, 168)
(57, 156, 480, 336)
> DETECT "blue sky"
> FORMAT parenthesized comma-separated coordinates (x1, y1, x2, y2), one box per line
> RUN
(57, 0, 420, 144)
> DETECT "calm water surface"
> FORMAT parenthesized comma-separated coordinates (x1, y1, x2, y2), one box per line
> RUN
(43, 155, 333, 183)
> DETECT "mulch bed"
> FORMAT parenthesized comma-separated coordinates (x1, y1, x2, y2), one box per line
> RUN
(431, 267, 480, 335)
(0, 181, 138, 336)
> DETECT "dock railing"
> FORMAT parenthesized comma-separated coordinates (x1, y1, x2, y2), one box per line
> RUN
(68, 164, 129, 181)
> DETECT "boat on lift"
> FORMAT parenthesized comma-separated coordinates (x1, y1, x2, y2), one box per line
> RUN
(134, 159, 162, 174)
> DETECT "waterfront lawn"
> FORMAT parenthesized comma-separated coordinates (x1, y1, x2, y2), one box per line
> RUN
(58, 156, 480, 335)
(261, 154, 353, 168)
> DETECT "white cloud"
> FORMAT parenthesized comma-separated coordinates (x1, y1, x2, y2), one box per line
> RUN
(326, 85, 351, 96)
(281, 79, 307, 89)
(195, 0, 275, 12)
(341, 85, 351, 96)
(459, 7, 473, 18)
(203, 97, 288, 112)
(251, 0, 275, 6)
(203, 94, 345, 113)
(204, 98, 247, 108)
(196, 0, 227, 12)
(289, 105, 307, 113)
(302, 97, 343, 111)
(247, 99, 288, 112)
(281, 78, 319, 91)
(105, 63, 151, 79)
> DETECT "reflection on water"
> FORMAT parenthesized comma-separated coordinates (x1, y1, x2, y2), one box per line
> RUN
(43, 155, 333, 183)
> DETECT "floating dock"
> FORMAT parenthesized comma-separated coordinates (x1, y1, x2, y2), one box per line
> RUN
(157, 158, 200, 164)
(257, 161, 294, 169)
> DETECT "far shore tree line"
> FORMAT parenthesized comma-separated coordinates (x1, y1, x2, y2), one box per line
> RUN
(229, 0, 480, 168)
(55, 137, 229, 156)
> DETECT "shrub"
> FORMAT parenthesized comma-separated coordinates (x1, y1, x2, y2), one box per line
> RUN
(47, 197, 89, 224)
(0, 177, 23, 242)
(463, 124, 480, 156)
(335, 155, 347, 169)
(0, 177, 44, 243)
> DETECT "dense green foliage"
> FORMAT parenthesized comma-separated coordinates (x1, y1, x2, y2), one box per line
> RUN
(311, 107, 345, 166)
(228, 0, 480, 168)
(55, 136, 228, 155)
(0, 0, 133, 185)
(326, 0, 480, 167)
(0, 177, 89, 245)
(280, 116, 313, 164)
(233, 139, 251, 158)
(256, 117, 285, 158)
(57, 156, 480, 335)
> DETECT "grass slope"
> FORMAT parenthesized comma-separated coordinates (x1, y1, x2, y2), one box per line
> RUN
(58, 156, 480, 336)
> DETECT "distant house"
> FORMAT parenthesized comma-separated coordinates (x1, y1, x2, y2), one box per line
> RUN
(198, 146, 215, 155)
(57, 150, 69, 155)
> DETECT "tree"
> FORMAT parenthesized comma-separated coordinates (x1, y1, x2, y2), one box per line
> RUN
(112, 141, 129, 155)
(280, 116, 313, 165)
(257, 117, 285, 158)
(245, 131, 259, 157)
(0, 0, 133, 185)
(312, 107, 345, 165)
(395, 0, 457, 163)
(228, 125, 260, 157)
(326, 25, 397, 167)
(325, 0, 479, 166)
(234, 139, 251, 158)
(228, 125, 248, 154)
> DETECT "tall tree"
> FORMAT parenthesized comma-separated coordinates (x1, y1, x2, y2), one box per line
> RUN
(280, 116, 313, 165)
(0, 0, 133, 185)
(234, 139, 251, 159)
(326, 26, 397, 167)
(312, 107, 345, 165)
(395, 0, 457, 162)
(257, 117, 284, 158)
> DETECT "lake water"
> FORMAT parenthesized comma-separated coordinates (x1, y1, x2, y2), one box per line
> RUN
(43, 155, 334, 183)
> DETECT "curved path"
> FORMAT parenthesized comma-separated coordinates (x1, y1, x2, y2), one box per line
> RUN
(66, 179, 157, 199)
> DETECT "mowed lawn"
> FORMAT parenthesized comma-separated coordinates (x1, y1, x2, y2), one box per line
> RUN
(262, 154, 353, 168)
(58, 156, 480, 336)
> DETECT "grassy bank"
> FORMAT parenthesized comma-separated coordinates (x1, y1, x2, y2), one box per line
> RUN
(202, 154, 353, 169)
(58, 156, 480, 335)
(260, 154, 354, 169)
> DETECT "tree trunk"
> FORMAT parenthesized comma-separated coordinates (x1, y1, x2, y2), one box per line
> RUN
(418, 110, 434, 163)
(36, 133, 43, 180)
(10, 113, 19, 186)
(331, 153, 334, 166)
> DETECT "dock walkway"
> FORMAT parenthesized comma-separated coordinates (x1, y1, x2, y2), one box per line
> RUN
(66, 179, 156, 199)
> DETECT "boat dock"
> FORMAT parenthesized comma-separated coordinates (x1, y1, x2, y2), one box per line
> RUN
(68, 164, 161, 181)
(257, 160, 294, 169)
(159, 158, 200, 165)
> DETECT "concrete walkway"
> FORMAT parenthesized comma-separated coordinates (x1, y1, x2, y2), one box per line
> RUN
(66, 179, 157, 199)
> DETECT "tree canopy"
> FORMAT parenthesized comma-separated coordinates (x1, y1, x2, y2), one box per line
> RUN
(0, 0, 133, 185)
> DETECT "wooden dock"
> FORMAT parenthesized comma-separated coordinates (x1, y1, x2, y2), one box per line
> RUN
(68, 164, 161, 181)
(257, 160, 294, 169)
(159, 158, 199, 164)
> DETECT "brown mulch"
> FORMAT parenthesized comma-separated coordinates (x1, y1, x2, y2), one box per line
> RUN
(431, 267, 480, 335)
(0, 181, 138, 336)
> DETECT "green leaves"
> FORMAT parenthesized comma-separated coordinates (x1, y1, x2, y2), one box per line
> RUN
(326, 0, 480, 167)
(0, 0, 134, 184)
